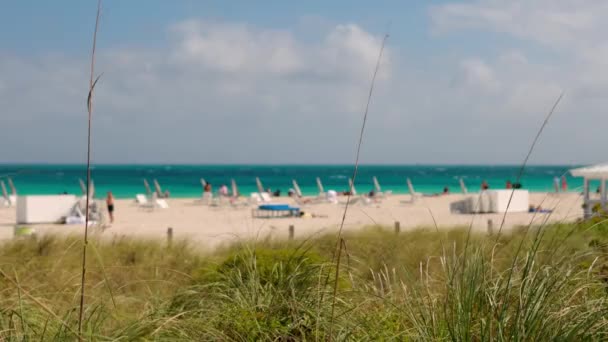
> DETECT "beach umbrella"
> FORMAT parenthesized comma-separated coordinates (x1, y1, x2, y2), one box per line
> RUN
(372, 176, 382, 193)
(292, 180, 303, 197)
(231, 179, 239, 197)
(459, 178, 468, 194)
(316, 177, 325, 194)
(349, 178, 357, 196)
(143, 179, 152, 196)
(7, 178, 16, 195)
(255, 177, 265, 194)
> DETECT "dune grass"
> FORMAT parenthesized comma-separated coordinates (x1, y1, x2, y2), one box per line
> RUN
(0, 220, 607, 340)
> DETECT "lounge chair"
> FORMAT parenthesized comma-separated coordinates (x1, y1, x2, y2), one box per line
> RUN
(316, 177, 326, 199)
(341, 178, 371, 205)
(459, 178, 468, 194)
(143, 179, 153, 197)
(372, 176, 392, 198)
(135, 194, 148, 205)
(406, 178, 422, 203)
(7, 178, 17, 206)
(153, 179, 166, 198)
(1, 181, 10, 207)
(255, 177, 265, 194)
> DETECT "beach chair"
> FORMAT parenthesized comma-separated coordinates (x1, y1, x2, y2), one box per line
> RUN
(372, 176, 392, 199)
(255, 177, 265, 194)
(291, 179, 316, 206)
(143, 179, 153, 197)
(7, 178, 17, 206)
(79, 179, 86, 196)
(135, 194, 148, 205)
(228, 179, 248, 207)
(459, 178, 468, 194)
(153, 179, 164, 198)
(316, 177, 326, 199)
(1, 181, 11, 207)
(342, 179, 371, 206)
(78, 178, 95, 200)
(406, 178, 422, 203)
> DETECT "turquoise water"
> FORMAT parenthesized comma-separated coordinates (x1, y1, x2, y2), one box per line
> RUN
(0, 164, 588, 199)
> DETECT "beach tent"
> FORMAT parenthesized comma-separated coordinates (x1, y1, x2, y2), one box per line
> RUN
(570, 163, 608, 218)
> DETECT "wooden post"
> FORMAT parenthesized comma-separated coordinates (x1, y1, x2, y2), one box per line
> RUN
(487, 219, 494, 235)
(167, 227, 173, 246)
(394, 221, 400, 234)
(288, 225, 294, 240)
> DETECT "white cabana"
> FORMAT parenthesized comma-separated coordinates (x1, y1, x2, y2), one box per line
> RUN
(570, 163, 608, 218)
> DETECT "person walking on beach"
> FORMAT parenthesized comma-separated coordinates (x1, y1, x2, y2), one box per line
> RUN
(106, 191, 115, 223)
(561, 176, 568, 192)
(506, 180, 512, 189)
(553, 176, 560, 193)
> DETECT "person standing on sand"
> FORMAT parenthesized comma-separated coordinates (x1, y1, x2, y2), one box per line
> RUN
(561, 176, 568, 192)
(553, 176, 560, 193)
(106, 191, 115, 223)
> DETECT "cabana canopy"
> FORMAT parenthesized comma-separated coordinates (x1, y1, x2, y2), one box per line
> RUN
(570, 163, 608, 179)
(570, 163, 608, 218)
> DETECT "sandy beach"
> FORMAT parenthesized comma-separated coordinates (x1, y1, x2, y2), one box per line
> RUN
(0, 193, 584, 249)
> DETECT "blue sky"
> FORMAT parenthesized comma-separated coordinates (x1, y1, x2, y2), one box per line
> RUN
(1, 0, 607, 165)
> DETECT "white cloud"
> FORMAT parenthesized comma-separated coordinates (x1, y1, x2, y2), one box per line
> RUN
(4, 7, 608, 165)
(430, 0, 608, 49)
(459, 58, 500, 91)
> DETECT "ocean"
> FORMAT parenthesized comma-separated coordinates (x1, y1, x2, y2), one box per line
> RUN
(0, 164, 588, 199)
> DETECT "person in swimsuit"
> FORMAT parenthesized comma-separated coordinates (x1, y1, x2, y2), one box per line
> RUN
(106, 191, 115, 223)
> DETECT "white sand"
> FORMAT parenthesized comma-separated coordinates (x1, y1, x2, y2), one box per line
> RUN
(0, 193, 583, 250)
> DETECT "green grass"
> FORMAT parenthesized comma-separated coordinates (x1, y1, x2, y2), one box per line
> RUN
(0, 220, 607, 340)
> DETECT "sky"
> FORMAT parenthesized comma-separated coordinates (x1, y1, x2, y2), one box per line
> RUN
(1, 0, 606, 165)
